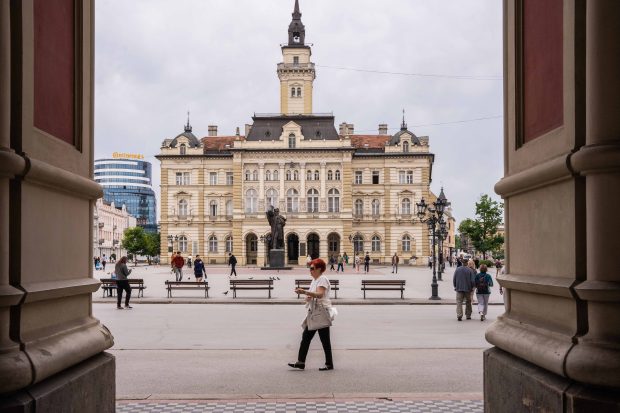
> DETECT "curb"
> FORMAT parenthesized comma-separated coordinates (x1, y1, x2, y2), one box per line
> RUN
(94, 298, 505, 305)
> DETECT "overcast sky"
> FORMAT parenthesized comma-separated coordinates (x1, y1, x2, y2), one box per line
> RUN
(94, 0, 504, 225)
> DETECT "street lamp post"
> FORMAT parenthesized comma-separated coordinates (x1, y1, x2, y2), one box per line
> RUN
(416, 188, 450, 300)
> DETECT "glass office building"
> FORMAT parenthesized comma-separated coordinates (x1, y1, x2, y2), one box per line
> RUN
(94, 157, 157, 233)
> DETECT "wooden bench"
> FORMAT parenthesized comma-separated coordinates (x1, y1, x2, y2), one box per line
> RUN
(230, 279, 273, 298)
(165, 281, 209, 298)
(100, 278, 146, 298)
(361, 279, 406, 299)
(295, 279, 340, 299)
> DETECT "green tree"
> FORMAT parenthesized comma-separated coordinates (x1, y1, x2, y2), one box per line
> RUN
(121, 227, 148, 263)
(455, 234, 462, 250)
(144, 232, 161, 262)
(458, 194, 504, 259)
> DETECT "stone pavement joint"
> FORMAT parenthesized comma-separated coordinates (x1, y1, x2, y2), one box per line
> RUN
(116, 399, 483, 413)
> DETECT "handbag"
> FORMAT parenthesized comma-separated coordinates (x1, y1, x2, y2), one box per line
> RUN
(306, 299, 332, 331)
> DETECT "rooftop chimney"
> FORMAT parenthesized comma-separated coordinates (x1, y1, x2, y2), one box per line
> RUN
(245, 124, 252, 137)
(208, 125, 218, 136)
(339, 122, 354, 135)
(379, 124, 388, 135)
(235, 127, 240, 136)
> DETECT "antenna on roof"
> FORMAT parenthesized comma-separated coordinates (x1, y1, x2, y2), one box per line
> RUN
(401, 108, 407, 130)
(185, 110, 192, 132)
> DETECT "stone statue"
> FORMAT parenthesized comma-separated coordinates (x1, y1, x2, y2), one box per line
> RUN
(266, 206, 286, 250)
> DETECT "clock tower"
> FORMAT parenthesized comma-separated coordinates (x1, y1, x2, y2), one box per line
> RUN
(277, 0, 315, 115)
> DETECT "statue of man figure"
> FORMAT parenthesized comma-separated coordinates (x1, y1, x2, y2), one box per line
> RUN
(266, 206, 286, 249)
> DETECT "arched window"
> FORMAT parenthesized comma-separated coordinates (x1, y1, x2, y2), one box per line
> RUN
(265, 170, 272, 181)
(306, 170, 312, 180)
(372, 235, 381, 252)
(307, 188, 319, 212)
(403, 141, 409, 153)
(296, 87, 301, 97)
(327, 170, 333, 180)
(371, 199, 380, 215)
(291, 87, 295, 97)
(328, 188, 340, 213)
(353, 234, 364, 254)
(225, 235, 233, 253)
(266, 188, 278, 209)
(178, 235, 188, 252)
(178, 199, 188, 217)
(286, 170, 292, 180)
(209, 200, 218, 217)
(401, 198, 411, 215)
(208, 235, 218, 253)
(287, 188, 299, 212)
(354, 199, 364, 216)
(245, 189, 257, 213)
(226, 200, 233, 217)
(245, 170, 251, 181)
(335, 170, 341, 180)
(314, 170, 319, 180)
(179, 144, 186, 155)
(293, 170, 299, 180)
(288, 133, 296, 149)
(252, 170, 259, 181)
(273, 169, 279, 181)
(402, 235, 411, 252)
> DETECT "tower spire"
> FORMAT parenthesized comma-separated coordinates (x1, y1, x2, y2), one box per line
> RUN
(401, 109, 407, 130)
(288, 0, 305, 46)
(184, 111, 192, 132)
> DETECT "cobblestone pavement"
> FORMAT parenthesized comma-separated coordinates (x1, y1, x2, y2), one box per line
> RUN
(116, 400, 483, 412)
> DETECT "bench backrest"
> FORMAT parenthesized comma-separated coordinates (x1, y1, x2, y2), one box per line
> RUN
(101, 278, 144, 284)
(295, 279, 339, 286)
(362, 280, 405, 285)
(231, 279, 273, 285)
(165, 281, 207, 286)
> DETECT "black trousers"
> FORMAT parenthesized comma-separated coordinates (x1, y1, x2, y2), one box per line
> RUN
(297, 327, 333, 367)
(364, 262, 369, 272)
(116, 280, 131, 307)
(230, 264, 237, 276)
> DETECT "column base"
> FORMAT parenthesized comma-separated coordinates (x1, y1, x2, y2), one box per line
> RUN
(484, 347, 620, 412)
(0, 352, 115, 413)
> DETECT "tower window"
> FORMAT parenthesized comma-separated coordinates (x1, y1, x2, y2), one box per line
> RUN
(288, 133, 296, 148)
(293, 32, 300, 43)
(296, 87, 301, 97)
(293, 56, 299, 65)
(291, 87, 296, 97)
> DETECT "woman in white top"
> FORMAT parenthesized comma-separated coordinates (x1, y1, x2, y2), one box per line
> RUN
(288, 258, 334, 371)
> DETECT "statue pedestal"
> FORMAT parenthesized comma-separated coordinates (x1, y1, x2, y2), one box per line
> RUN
(260, 249, 292, 270)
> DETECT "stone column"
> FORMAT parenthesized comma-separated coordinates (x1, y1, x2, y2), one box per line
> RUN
(320, 161, 326, 210)
(258, 162, 265, 200)
(279, 162, 285, 210)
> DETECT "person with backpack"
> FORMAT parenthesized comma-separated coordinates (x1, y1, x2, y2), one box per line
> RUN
(474, 264, 494, 321)
(228, 253, 238, 277)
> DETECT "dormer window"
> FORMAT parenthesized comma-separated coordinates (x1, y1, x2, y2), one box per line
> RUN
(288, 133, 296, 148)
(179, 144, 186, 155)
(293, 56, 299, 65)
(403, 141, 410, 153)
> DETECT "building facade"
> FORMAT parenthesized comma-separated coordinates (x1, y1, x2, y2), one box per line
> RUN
(93, 198, 137, 259)
(94, 155, 157, 233)
(157, 1, 442, 266)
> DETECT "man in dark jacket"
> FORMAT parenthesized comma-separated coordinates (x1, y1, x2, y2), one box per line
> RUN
(193, 255, 206, 282)
(228, 253, 237, 277)
(453, 264, 476, 321)
(171, 252, 185, 282)
(364, 252, 371, 273)
(114, 256, 133, 309)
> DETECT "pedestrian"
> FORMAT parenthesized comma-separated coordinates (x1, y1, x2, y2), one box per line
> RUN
(364, 252, 370, 273)
(495, 259, 503, 276)
(289, 258, 334, 371)
(467, 260, 477, 304)
(329, 255, 335, 271)
(456, 257, 462, 267)
(306, 254, 311, 268)
(354, 254, 360, 272)
(194, 255, 207, 282)
(343, 252, 349, 265)
(453, 260, 476, 321)
(474, 257, 480, 269)
(171, 251, 185, 282)
(336, 254, 344, 273)
(228, 253, 237, 277)
(102, 257, 107, 271)
(474, 264, 494, 321)
(114, 256, 133, 309)
(428, 256, 432, 268)
(391, 253, 399, 274)
(187, 256, 193, 268)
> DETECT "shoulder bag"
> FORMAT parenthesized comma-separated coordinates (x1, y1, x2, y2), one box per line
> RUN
(306, 298, 332, 331)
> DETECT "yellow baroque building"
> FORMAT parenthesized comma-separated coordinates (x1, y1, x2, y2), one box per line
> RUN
(157, 1, 452, 266)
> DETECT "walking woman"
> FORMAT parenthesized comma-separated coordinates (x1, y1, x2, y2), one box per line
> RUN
(474, 264, 494, 321)
(289, 258, 334, 371)
(115, 256, 132, 309)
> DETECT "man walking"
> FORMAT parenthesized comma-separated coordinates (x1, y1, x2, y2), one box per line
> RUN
(336, 254, 344, 273)
(364, 252, 371, 273)
(391, 253, 399, 274)
(114, 256, 133, 309)
(453, 261, 476, 321)
(171, 251, 185, 282)
(228, 253, 237, 277)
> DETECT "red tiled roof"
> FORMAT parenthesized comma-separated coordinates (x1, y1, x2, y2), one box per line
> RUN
(349, 135, 390, 149)
(201, 136, 245, 152)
